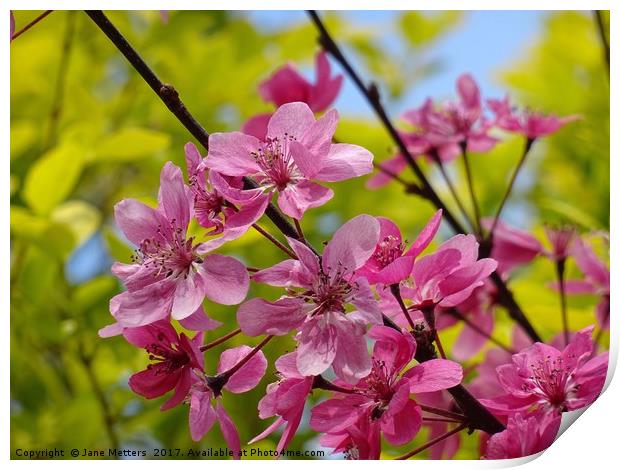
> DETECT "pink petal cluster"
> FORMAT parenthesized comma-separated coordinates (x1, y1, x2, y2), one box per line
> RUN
(238, 215, 382, 382)
(184, 142, 268, 252)
(259, 51, 343, 114)
(562, 237, 610, 330)
(310, 327, 463, 459)
(481, 327, 608, 418)
(368, 75, 578, 189)
(355, 210, 442, 285)
(205, 102, 373, 219)
(406, 234, 498, 310)
(402, 74, 497, 155)
(487, 95, 579, 139)
(482, 218, 543, 274)
(249, 351, 313, 452)
(189, 346, 267, 458)
(483, 413, 561, 459)
(123, 320, 204, 410)
(100, 162, 249, 336)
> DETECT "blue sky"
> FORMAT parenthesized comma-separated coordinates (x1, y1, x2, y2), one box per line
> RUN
(250, 11, 545, 115)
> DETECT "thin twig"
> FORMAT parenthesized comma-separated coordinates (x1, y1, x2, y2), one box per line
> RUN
(432, 153, 476, 233)
(252, 223, 298, 259)
(447, 308, 516, 355)
(395, 422, 468, 460)
(390, 284, 416, 330)
(85, 10, 300, 242)
(200, 328, 242, 352)
(460, 143, 482, 236)
(11, 10, 54, 41)
(556, 260, 570, 346)
(294, 218, 307, 244)
(219, 335, 274, 381)
(422, 416, 463, 424)
(488, 137, 534, 237)
(420, 405, 466, 422)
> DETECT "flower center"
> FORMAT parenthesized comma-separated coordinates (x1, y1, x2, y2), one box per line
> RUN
(189, 175, 225, 228)
(302, 266, 355, 317)
(145, 334, 190, 375)
(373, 235, 405, 267)
(134, 219, 200, 279)
(251, 135, 302, 191)
(524, 355, 576, 410)
(363, 359, 397, 420)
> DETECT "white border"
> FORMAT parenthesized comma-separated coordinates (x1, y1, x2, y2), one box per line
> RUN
(4, 2, 616, 468)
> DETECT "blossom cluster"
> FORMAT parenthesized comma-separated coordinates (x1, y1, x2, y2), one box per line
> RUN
(100, 51, 609, 460)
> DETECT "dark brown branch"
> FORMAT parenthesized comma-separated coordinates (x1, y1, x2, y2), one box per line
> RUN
(85, 10, 300, 241)
(307, 10, 541, 344)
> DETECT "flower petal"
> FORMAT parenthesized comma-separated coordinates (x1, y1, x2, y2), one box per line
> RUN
(277, 181, 333, 219)
(205, 132, 261, 176)
(219, 345, 268, 394)
(267, 102, 315, 140)
(189, 389, 216, 441)
(237, 297, 306, 336)
(314, 143, 374, 182)
(323, 214, 380, 273)
(200, 254, 250, 305)
(405, 359, 463, 393)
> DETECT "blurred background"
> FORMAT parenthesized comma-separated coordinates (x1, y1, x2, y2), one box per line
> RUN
(10, 10, 609, 459)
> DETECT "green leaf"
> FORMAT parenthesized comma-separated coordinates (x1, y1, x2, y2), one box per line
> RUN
(10, 206, 75, 259)
(103, 226, 133, 263)
(94, 127, 171, 161)
(22, 142, 85, 216)
(51, 200, 102, 246)
(399, 11, 463, 47)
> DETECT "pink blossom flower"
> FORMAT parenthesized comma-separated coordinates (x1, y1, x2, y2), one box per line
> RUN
(406, 234, 498, 310)
(10, 11, 15, 41)
(402, 74, 498, 155)
(310, 327, 463, 453)
(484, 413, 560, 459)
(259, 51, 343, 113)
(184, 142, 268, 252)
(355, 210, 442, 285)
(101, 162, 250, 334)
(319, 418, 381, 460)
(563, 237, 610, 330)
(237, 215, 382, 382)
(249, 351, 313, 452)
(365, 153, 409, 189)
(487, 95, 579, 140)
(482, 218, 543, 274)
(544, 225, 577, 262)
(481, 326, 608, 417)
(469, 326, 533, 399)
(122, 320, 204, 410)
(189, 345, 267, 458)
(204, 102, 374, 219)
